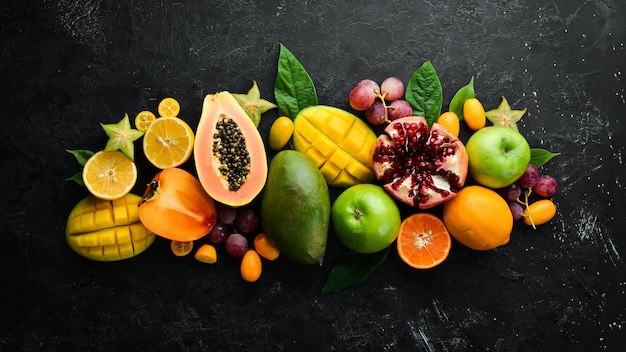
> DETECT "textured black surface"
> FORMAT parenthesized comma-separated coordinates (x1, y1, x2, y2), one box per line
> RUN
(2, 0, 626, 351)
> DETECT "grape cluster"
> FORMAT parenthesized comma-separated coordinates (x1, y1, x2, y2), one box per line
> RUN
(210, 205, 260, 257)
(499, 163, 558, 223)
(348, 77, 412, 125)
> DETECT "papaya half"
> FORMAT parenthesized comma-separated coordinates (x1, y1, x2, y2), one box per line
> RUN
(194, 91, 268, 207)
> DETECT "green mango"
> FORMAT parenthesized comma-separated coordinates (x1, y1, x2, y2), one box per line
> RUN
(260, 150, 330, 265)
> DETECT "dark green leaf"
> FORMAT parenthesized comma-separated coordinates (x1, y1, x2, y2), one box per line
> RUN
(530, 148, 560, 168)
(65, 172, 84, 186)
(321, 248, 389, 294)
(406, 61, 443, 126)
(448, 77, 475, 121)
(274, 44, 318, 119)
(66, 149, 94, 167)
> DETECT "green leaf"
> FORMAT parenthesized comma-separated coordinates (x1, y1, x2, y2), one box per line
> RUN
(321, 248, 389, 294)
(65, 172, 85, 186)
(66, 149, 94, 167)
(448, 76, 475, 121)
(406, 61, 443, 126)
(530, 148, 561, 168)
(274, 44, 318, 119)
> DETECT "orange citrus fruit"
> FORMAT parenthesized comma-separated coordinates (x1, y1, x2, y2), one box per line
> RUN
(442, 185, 513, 250)
(463, 98, 486, 130)
(396, 213, 452, 269)
(158, 97, 180, 117)
(135, 110, 157, 131)
(240, 249, 262, 282)
(437, 111, 460, 137)
(253, 232, 280, 260)
(143, 116, 194, 169)
(82, 150, 137, 200)
(194, 244, 218, 263)
(269, 116, 294, 151)
(171, 240, 194, 256)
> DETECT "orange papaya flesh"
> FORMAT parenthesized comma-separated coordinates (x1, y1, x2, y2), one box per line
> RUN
(292, 105, 377, 188)
(65, 193, 156, 261)
(194, 91, 268, 207)
(138, 168, 217, 242)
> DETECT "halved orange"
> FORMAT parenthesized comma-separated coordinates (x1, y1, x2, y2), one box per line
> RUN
(194, 244, 218, 264)
(82, 150, 137, 200)
(171, 240, 194, 256)
(397, 213, 452, 269)
(158, 97, 180, 117)
(143, 116, 195, 169)
(135, 110, 156, 131)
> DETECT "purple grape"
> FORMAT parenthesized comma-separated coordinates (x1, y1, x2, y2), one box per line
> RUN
(380, 77, 404, 101)
(234, 208, 259, 234)
(225, 233, 248, 257)
(509, 202, 524, 222)
(207, 221, 232, 244)
(349, 79, 380, 111)
(387, 99, 413, 120)
(517, 164, 540, 188)
(534, 175, 558, 198)
(365, 101, 387, 125)
(216, 205, 237, 224)
(499, 183, 522, 202)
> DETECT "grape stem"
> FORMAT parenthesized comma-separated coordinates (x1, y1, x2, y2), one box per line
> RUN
(374, 89, 391, 123)
(516, 188, 536, 229)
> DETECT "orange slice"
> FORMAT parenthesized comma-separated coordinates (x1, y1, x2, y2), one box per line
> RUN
(143, 116, 195, 169)
(82, 150, 137, 200)
(171, 240, 194, 256)
(135, 110, 157, 131)
(397, 213, 452, 269)
(158, 97, 181, 117)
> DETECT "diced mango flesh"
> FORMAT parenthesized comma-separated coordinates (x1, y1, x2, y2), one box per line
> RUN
(65, 194, 155, 261)
(293, 105, 377, 187)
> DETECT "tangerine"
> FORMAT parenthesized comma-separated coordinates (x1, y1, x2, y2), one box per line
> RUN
(170, 240, 194, 256)
(158, 97, 181, 117)
(442, 185, 512, 250)
(396, 213, 452, 269)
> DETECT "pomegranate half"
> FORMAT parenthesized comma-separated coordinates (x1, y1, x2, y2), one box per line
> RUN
(371, 116, 468, 208)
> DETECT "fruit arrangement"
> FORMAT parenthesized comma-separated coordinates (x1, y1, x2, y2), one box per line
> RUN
(64, 43, 560, 291)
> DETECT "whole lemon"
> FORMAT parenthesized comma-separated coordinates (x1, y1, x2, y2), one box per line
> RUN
(442, 185, 512, 250)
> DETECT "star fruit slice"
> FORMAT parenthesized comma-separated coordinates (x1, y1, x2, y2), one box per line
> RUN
(101, 113, 144, 160)
(232, 80, 277, 127)
(485, 96, 527, 131)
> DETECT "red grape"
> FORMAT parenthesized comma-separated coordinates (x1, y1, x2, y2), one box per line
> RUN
(225, 233, 248, 257)
(517, 164, 540, 188)
(234, 208, 259, 234)
(207, 221, 232, 244)
(365, 101, 387, 125)
(216, 205, 237, 224)
(387, 99, 413, 120)
(499, 183, 522, 202)
(534, 175, 558, 198)
(509, 202, 524, 221)
(349, 79, 380, 111)
(380, 77, 404, 101)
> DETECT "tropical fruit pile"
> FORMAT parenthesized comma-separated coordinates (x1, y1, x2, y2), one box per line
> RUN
(64, 44, 559, 291)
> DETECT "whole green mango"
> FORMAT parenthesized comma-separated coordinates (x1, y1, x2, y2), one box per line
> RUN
(260, 150, 330, 264)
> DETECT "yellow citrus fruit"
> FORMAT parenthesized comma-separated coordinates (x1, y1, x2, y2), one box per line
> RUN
(82, 150, 137, 200)
(442, 185, 513, 250)
(158, 97, 181, 117)
(269, 116, 294, 151)
(463, 98, 486, 130)
(134, 110, 157, 131)
(522, 199, 557, 228)
(194, 244, 218, 263)
(171, 240, 194, 256)
(143, 116, 195, 169)
(437, 111, 460, 137)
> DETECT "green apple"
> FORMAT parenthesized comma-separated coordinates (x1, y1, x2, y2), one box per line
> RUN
(331, 184, 401, 254)
(465, 126, 531, 189)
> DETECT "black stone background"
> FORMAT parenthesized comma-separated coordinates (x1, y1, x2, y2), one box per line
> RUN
(2, 0, 626, 351)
